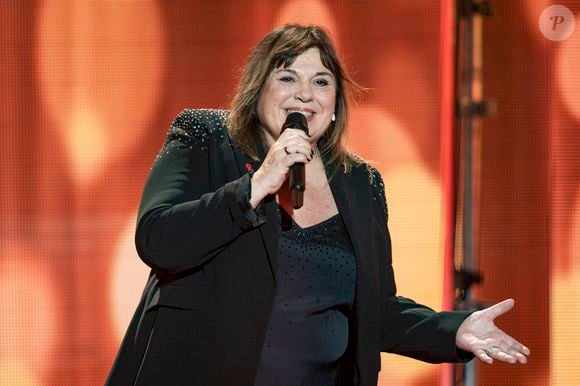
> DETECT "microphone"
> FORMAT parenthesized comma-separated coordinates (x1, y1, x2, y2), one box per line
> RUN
(281, 112, 309, 209)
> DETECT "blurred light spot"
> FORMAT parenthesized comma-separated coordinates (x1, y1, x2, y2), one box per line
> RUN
(571, 187, 580, 267)
(367, 52, 439, 149)
(109, 214, 150, 340)
(36, 1, 165, 184)
(384, 166, 443, 309)
(274, 0, 338, 46)
(525, 0, 551, 38)
(556, 28, 580, 124)
(551, 272, 580, 384)
(0, 360, 39, 386)
(67, 106, 107, 183)
(0, 249, 57, 382)
(551, 186, 580, 384)
(348, 106, 420, 170)
(379, 166, 442, 384)
(348, 105, 440, 383)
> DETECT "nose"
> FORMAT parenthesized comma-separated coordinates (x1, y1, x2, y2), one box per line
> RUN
(294, 80, 313, 102)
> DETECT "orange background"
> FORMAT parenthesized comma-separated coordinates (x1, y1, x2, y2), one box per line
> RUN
(0, 1, 578, 385)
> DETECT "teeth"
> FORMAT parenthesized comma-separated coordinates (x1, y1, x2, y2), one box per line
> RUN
(286, 110, 314, 118)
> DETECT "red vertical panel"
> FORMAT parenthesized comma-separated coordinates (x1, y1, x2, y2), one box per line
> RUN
(439, 0, 457, 384)
(439, 0, 457, 315)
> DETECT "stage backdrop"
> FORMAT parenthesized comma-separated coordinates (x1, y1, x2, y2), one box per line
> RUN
(0, 1, 578, 385)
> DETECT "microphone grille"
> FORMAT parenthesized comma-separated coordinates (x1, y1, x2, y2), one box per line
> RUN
(283, 112, 308, 132)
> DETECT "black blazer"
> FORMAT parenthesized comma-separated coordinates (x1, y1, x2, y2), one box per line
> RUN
(106, 109, 471, 386)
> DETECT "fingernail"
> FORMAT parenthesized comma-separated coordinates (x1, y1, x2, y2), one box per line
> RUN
(310, 150, 314, 158)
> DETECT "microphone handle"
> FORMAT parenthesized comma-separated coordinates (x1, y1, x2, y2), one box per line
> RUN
(289, 162, 305, 209)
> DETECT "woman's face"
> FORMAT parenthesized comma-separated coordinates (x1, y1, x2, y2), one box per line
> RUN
(257, 47, 337, 146)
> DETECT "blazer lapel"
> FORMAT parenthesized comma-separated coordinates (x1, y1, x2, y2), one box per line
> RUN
(328, 163, 374, 314)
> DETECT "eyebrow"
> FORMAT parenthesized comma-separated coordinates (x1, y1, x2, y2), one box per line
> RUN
(275, 68, 334, 78)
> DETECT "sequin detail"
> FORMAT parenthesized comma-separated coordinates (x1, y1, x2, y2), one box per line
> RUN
(254, 208, 355, 386)
(156, 109, 229, 160)
(368, 166, 388, 218)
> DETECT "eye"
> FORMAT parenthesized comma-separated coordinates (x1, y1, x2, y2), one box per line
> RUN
(314, 78, 330, 86)
(279, 76, 295, 83)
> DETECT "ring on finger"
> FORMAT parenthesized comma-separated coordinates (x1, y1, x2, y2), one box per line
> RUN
(484, 345, 499, 357)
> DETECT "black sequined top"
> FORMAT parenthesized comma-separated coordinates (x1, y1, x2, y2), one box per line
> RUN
(253, 207, 356, 386)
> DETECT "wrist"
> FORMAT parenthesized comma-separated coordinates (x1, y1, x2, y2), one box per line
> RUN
(249, 170, 267, 209)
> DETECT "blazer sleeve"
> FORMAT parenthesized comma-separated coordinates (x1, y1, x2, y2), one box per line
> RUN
(135, 109, 266, 274)
(370, 168, 474, 363)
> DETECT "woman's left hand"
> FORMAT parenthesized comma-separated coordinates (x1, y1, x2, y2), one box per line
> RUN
(455, 299, 530, 364)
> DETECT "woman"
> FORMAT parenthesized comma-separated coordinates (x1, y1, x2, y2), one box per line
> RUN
(107, 24, 529, 386)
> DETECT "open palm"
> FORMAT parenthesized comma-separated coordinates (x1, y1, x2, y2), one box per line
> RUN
(456, 299, 530, 364)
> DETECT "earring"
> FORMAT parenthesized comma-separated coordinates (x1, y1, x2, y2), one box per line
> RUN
(331, 113, 336, 122)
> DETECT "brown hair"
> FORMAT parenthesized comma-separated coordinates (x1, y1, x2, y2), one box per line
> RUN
(228, 24, 363, 170)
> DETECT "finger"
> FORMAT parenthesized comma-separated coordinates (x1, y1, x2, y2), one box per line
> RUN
(273, 143, 309, 161)
(510, 351, 528, 364)
(495, 335, 530, 357)
(499, 344, 528, 364)
(282, 143, 313, 159)
(491, 350, 518, 364)
(508, 338, 530, 355)
(278, 133, 312, 152)
(504, 341, 530, 363)
(280, 128, 311, 141)
(483, 298, 515, 320)
(284, 152, 311, 166)
(280, 134, 310, 146)
(475, 349, 493, 365)
(487, 343, 523, 364)
(281, 147, 311, 163)
(508, 340, 531, 356)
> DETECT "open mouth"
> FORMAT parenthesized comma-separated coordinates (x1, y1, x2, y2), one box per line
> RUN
(285, 109, 315, 119)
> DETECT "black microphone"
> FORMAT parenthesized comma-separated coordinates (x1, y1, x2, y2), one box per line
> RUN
(281, 112, 309, 209)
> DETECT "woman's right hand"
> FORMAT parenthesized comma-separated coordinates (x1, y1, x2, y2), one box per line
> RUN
(249, 128, 312, 208)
